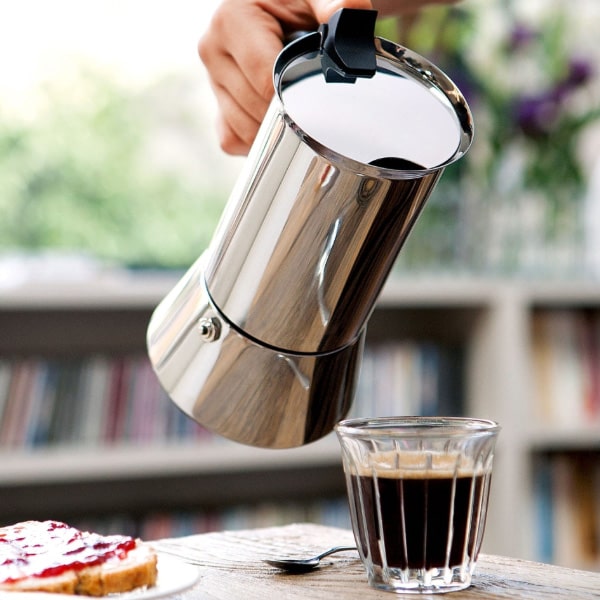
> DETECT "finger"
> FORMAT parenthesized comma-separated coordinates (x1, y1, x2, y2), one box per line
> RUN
(373, 0, 458, 15)
(307, 0, 373, 24)
(216, 111, 255, 156)
(207, 45, 271, 125)
(224, 29, 281, 111)
(208, 74, 263, 155)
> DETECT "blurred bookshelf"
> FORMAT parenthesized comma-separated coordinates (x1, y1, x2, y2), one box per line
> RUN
(1, 273, 600, 570)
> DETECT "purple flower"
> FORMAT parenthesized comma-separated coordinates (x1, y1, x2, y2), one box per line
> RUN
(512, 56, 595, 139)
(565, 56, 593, 88)
(513, 92, 560, 138)
(551, 56, 594, 102)
(507, 23, 537, 52)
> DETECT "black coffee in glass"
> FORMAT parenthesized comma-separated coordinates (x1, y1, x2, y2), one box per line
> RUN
(335, 417, 499, 594)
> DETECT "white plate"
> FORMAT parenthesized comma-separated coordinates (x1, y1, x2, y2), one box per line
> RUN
(0, 554, 200, 600)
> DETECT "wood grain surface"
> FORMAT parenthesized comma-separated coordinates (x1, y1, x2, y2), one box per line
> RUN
(154, 523, 600, 599)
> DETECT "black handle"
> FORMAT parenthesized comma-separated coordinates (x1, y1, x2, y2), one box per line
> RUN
(274, 8, 377, 89)
(320, 8, 377, 83)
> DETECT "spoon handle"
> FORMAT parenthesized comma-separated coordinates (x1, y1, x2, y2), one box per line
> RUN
(316, 545, 357, 560)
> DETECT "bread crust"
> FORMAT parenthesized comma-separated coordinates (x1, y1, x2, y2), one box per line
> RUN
(0, 572, 79, 594)
(0, 521, 158, 596)
(76, 544, 158, 596)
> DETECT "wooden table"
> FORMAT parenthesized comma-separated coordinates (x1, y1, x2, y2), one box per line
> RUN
(154, 523, 600, 599)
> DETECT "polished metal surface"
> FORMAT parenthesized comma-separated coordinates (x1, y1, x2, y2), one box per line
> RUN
(147, 254, 363, 448)
(204, 115, 442, 353)
(147, 32, 473, 448)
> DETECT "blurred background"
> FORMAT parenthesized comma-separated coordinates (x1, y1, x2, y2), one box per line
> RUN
(0, 0, 240, 274)
(1, 0, 600, 571)
(0, 0, 598, 276)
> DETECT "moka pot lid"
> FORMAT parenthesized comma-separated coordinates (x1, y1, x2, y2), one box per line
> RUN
(273, 9, 473, 177)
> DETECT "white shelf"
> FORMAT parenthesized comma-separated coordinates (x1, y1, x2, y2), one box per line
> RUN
(0, 270, 178, 309)
(380, 275, 503, 306)
(2, 272, 600, 309)
(0, 437, 341, 485)
(526, 423, 600, 452)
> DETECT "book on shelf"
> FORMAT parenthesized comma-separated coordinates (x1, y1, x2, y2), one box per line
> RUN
(534, 455, 554, 564)
(0, 355, 210, 450)
(352, 341, 464, 418)
(531, 310, 600, 425)
(534, 452, 600, 569)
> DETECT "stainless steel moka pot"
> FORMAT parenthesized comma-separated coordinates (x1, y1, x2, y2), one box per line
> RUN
(147, 9, 473, 449)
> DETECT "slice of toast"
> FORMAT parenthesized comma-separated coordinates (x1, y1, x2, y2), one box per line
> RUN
(0, 520, 158, 596)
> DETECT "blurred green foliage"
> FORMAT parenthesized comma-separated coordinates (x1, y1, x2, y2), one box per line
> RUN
(0, 67, 227, 269)
(392, 0, 600, 274)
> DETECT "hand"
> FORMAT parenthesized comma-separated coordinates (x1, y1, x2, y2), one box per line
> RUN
(198, 0, 373, 155)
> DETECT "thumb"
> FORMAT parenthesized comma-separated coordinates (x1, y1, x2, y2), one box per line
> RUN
(307, 0, 374, 24)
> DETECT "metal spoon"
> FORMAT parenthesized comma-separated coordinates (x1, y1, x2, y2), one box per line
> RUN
(264, 545, 357, 573)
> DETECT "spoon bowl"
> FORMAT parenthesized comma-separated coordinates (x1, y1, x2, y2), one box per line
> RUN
(264, 545, 357, 573)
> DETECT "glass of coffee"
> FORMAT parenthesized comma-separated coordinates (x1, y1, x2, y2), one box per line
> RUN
(335, 416, 500, 594)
